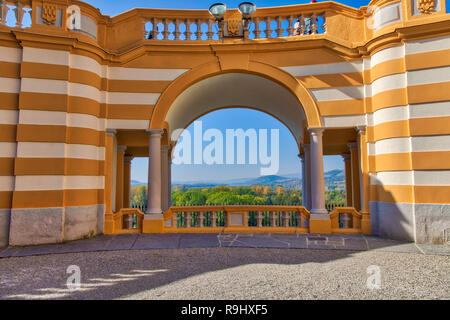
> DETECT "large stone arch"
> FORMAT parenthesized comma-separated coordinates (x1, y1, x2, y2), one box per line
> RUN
(150, 59, 322, 136)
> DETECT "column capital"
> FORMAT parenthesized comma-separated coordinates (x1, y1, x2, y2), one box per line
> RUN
(347, 142, 358, 150)
(307, 127, 325, 135)
(117, 145, 127, 153)
(106, 129, 117, 136)
(146, 129, 165, 136)
(124, 156, 134, 164)
(356, 125, 366, 135)
(341, 153, 351, 161)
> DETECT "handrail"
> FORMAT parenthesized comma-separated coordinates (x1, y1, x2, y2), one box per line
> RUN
(329, 207, 362, 234)
(163, 205, 310, 233)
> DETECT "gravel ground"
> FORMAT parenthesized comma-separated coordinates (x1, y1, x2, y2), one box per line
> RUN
(0, 248, 448, 300)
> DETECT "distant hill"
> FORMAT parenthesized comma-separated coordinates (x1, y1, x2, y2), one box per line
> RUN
(131, 180, 146, 186)
(172, 169, 345, 190)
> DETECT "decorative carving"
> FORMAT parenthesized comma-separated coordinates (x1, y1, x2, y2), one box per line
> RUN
(418, 0, 435, 14)
(42, 3, 58, 25)
(226, 12, 241, 36)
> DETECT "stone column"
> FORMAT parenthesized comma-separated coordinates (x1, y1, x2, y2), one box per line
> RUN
(342, 153, 352, 207)
(307, 127, 330, 233)
(105, 129, 116, 214)
(348, 142, 361, 211)
(160, 145, 170, 212)
(168, 147, 172, 208)
(303, 144, 312, 210)
(357, 126, 371, 234)
(299, 153, 307, 208)
(123, 156, 133, 208)
(115, 145, 127, 212)
(145, 129, 164, 218)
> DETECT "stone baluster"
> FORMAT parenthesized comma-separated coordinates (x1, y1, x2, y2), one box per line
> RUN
(276, 16, 283, 37)
(185, 212, 191, 228)
(265, 17, 271, 38)
(195, 19, 202, 40)
(298, 15, 305, 35)
(152, 18, 158, 38)
(163, 19, 170, 39)
(253, 17, 260, 39)
(257, 211, 263, 227)
(211, 212, 217, 227)
(287, 16, 294, 36)
(284, 212, 290, 227)
(174, 19, 181, 40)
(185, 19, 192, 40)
(0, 1, 9, 25)
(269, 212, 275, 227)
(14, 2, 25, 28)
(199, 212, 205, 228)
(173, 211, 178, 228)
(207, 19, 213, 40)
(321, 12, 327, 33)
(311, 13, 318, 34)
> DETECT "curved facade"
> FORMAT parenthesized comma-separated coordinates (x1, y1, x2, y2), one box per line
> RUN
(0, 0, 449, 246)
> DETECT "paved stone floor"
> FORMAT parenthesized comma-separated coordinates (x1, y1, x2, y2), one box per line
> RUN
(0, 234, 449, 300)
(1, 233, 449, 258)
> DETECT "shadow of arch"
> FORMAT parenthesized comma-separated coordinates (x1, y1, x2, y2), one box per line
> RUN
(150, 60, 322, 131)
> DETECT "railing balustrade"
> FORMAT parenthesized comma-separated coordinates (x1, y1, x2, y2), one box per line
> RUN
(143, 6, 326, 41)
(163, 206, 310, 232)
(0, 0, 32, 28)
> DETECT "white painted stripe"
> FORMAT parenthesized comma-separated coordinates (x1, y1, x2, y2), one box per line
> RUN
(411, 136, 450, 152)
(369, 135, 450, 155)
(0, 176, 14, 192)
(106, 92, 160, 105)
(371, 170, 450, 186)
(0, 46, 21, 63)
(405, 35, 450, 55)
(0, 143, 16, 158)
(67, 114, 105, 131)
(310, 86, 364, 101)
(409, 101, 450, 119)
(19, 110, 66, 126)
(69, 82, 101, 102)
(371, 45, 404, 68)
(322, 114, 366, 127)
(371, 171, 413, 185)
(368, 137, 411, 155)
(281, 61, 363, 77)
(21, 78, 67, 95)
(18, 110, 106, 131)
(415, 171, 450, 186)
(70, 54, 104, 77)
(22, 47, 69, 66)
(14, 175, 104, 191)
(106, 119, 150, 130)
(0, 110, 19, 125)
(407, 66, 450, 86)
(108, 67, 188, 81)
(368, 106, 408, 126)
(370, 73, 406, 96)
(17, 143, 105, 161)
(0, 77, 20, 93)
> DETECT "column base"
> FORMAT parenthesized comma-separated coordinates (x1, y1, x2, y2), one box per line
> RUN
(361, 212, 371, 235)
(309, 212, 331, 234)
(142, 219, 164, 233)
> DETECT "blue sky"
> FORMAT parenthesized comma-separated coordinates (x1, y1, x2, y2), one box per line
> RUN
(83, 0, 371, 183)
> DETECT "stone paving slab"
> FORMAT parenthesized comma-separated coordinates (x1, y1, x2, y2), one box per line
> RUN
(0, 233, 449, 259)
(132, 234, 180, 249)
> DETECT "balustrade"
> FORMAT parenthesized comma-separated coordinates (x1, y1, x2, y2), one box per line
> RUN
(143, 7, 326, 41)
(163, 206, 310, 232)
(0, 0, 32, 28)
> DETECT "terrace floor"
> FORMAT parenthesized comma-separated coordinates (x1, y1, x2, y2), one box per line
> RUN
(1, 233, 449, 258)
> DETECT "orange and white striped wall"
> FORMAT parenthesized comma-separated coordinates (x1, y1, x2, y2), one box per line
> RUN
(0, 0, 449, 246)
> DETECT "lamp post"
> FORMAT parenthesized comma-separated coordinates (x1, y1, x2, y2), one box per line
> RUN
(209, 2, 256, 38)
